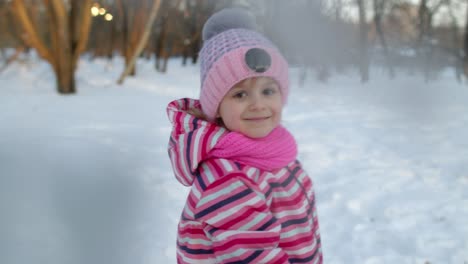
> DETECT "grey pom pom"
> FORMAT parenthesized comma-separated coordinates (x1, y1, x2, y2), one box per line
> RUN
(202, 8, 257, 41)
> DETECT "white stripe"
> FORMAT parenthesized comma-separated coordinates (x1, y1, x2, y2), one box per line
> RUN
(220, 159, 233, 172)
(210, 128, 225, 148)
(192, 185, 201, 199)
(260, 249, 282, 263)
(176, 99, 183, 108)
(258, 173, 270, 189)
(280, 224, 312, 239)
(208, 196, 262, 225)
(178, 220, 202, 228)
(254, 170, 260, 182)
(178, 236, 212, 246)
(245, 168, 260, 182)
(275, 168, 288, 178)
(216, 224, 280, 241)
(297, 171, 307, 181)
(274, 200, 308, 219)
(198, 181, 244, 207)
(264, 170, 276, 181)
(216, 248, 247, 262)
(246, 167, 256, 177)
(191, 126, 205, 171)
(170, 148, 188, 185)
(285, 240, 317, 256)
(188, 99, 195, 109)
(183, 114, 191, 132)
(239, 213, 274, 232)
(184, 203, 195, 218)
(273, 183, 300, 198)
(201, 163, 215, 184)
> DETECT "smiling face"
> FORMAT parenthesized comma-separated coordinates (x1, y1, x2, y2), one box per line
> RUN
(217, 77, 283, 138)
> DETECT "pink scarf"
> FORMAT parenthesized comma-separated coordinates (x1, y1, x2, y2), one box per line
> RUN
(208, 126, 298, 171)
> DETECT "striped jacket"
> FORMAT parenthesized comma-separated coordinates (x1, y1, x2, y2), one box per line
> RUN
(167, 98, 323, 263)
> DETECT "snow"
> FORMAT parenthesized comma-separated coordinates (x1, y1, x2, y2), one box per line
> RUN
(1, 54, 467, 264)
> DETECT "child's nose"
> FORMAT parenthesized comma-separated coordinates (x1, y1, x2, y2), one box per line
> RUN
(248, 94, 266, 110)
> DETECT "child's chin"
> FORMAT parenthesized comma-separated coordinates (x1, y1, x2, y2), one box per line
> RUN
(244, 128, 273, 139)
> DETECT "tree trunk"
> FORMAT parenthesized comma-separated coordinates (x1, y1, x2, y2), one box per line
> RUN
(118, 0, 162, 84)
(373, 0, 394, 78)
(156, 13, 169, 72)
(448, 6, 462, 82)
(12, 0, 52, 62)
(47, 0, 75, 93)
(54, 60, 76, 94)
(12, 0, 92, 94)
(418, 0, 428, 47)
(356, 0, 369, 82)
(463, 0, 468, 77)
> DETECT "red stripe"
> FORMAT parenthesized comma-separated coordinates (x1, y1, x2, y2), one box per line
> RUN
(186, 193, 197, 209)
(201, 124, 216, 157)
(203, 171, 246, 191)
(278, 234, 313, 248)
(270, 254, 289, 264)
(273, 190, 304, 208)
(217, 205, 273, 231)
(178, 227, 206, 236)
(213, 236, 279, 252)
(209, 159, 224, 176)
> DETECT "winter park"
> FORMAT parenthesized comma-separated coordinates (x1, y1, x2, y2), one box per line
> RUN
(1, 1, 468, 264)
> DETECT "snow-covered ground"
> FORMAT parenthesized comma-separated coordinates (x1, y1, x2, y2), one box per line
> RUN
(1, 55, 467, 264)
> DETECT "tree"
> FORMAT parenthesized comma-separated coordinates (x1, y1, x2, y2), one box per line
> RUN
(463, 0, 468, 77)
(154, 0, 183, 73)
(357, 0, 369, 82)
(373, 0, 395, 78)
(445, 0, 463, 81)
(12, 0, 92, 94)
(118, 0, 162, 84)
(417, 0, 448, 81)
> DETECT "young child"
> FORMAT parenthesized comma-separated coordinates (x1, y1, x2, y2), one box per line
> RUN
(167, 8, 323, 263)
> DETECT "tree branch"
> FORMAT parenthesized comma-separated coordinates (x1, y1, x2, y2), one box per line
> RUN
(118, 0, 162, 84)
(73, 0, 92, 64)
(11, 0, 52, 62)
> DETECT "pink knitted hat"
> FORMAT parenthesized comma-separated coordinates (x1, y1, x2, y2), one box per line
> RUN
(199, 8, 289, 121)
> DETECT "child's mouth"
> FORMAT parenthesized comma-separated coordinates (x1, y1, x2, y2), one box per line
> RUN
(244, 116, 270, 121)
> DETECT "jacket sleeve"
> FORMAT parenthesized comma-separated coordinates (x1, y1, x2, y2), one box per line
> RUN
(194, 171, 291, 263)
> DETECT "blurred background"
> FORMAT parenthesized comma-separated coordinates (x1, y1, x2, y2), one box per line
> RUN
(1, 0, 467, 94)
(1, 1, 468, 264)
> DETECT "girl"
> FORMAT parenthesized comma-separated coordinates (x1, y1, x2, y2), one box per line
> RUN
(167, 8, 323, 263)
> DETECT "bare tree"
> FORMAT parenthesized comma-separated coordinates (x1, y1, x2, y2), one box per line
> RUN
(118, 0, 162, 84)
(12, 0, 92, 94)
(446, 0, 463, 81)
(463, 0, 468, 77)
(115, 0, 154, 76)
(357, 0, 369, 82)
(417, 0, 448, 80)
(373, 0, 395, 78)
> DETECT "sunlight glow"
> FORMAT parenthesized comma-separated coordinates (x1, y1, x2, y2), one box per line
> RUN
(91, 7, 99, 17)
(105, 13, 113, 21)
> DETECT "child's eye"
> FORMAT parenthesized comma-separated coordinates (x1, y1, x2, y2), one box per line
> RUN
(263, 87, 277, 95)
(233, 91, 247, 99)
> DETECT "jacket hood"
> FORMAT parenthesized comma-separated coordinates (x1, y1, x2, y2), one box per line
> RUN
(166, 98, 228, 186)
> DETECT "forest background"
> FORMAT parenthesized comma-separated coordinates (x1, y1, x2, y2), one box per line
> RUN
(1, 0, 468, 94)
